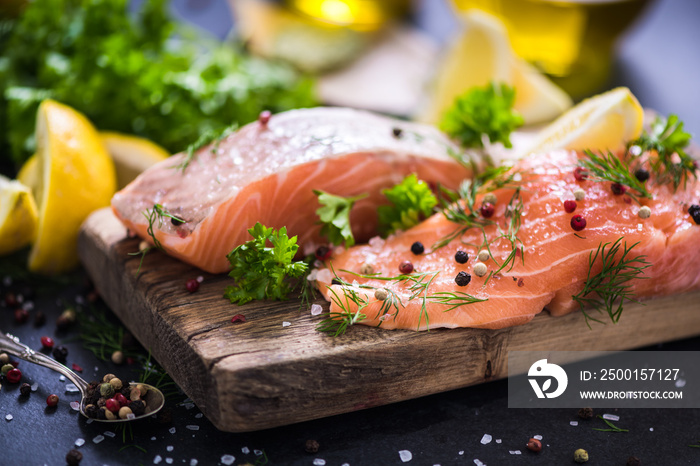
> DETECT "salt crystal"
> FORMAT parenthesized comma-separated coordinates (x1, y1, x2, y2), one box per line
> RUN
(458, 451, 464, 455)
(545, 204, 552, 214)
(307, 269, 319, 281)
(165, 459, 173, 464)
(31, 383, 39, 392)
(75, 438, 85, 447)
(66, 383, 79, 393)
(220, 455, 235, 465)
(495, 439, 502, 444)
(650, 427, 654, 432)
(570, 421, 579, 426)
(190, 460, 198, 466)
(186, 425, 199, 431)
(313, 460, 326, 466)
(334, 246, 345, 255)
(127, 413, 135, 420)
(534, 435, 543, 440)
(369, 236, 385, 252)
(241, 447, 250, 454)
(104, 431, 115, 438)
(676, 378, 686, 388)
(153, 455, 162, 464)
(254, 450, 263, 456)
(86, 419, 94, 424)
(282, 321, 291, 327)
(5, 414, 13, 421)
(602, 414, 620, 421)
(70, 401, 80, 411)
(474, 460, 486, 466)
(480, 434, 492, 444)
(169, 427, 176, 434)
(630, 145, 642, 156)
(151, 437, 157, 441)
(94, 366, 99, 372)
(399, 450, 412, 462)
(196, 276, 204, 283)
(75, 295, 85, 304)
(316, 268, 332, 284)
(195, 413, 203, 419)
(59, 375, 66, 382)
(183, 402, 195, 410)
(509, 450, 521, 455)
(311, 304, 323, 316)
(22, 301, 34, 311)
(93, 435, 105, 444)
(513, 173, 522, 181)
(167, 446, 174, 452)
(637, 223, 643, 231)
(341, 464, 350, 466)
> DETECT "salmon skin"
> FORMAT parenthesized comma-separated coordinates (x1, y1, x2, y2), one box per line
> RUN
(111, 107, 469, 273)
(318, 149, 700, 330)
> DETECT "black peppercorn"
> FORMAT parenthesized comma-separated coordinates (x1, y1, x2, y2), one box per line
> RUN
(410, 242, 424, 255)
(52, 345, 69, 363)
(315, 246, 332, 261)
(129, 399, 146, 416)
(392, 127, 403, 138)
(611, 182, 626, 195)
(170, 215, 185, 226)
(19, 382, 31, 396)
(331, 278, 342, 285)
(634, 168, 650, 182)
(689, 205, 700, 225)
(454, 250, 468, 264)
(305, 439, 320, 453)
(626, 456, 642, 466)
(85, 404, 99, 418)
(97, 407, 107, 420)
(55, 315, 71, 331)
(66, 449, 83, 465)
(578, 407, 594, 419)
(33, 311, 46, 327)
(455, 271, 471, 287)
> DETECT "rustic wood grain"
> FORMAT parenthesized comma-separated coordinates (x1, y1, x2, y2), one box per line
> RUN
(78, 207, 700, 432)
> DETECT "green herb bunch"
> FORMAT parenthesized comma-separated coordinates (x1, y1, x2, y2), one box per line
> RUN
(225, 223, 308, 305)
(314, 190, 368, 247)
(0, 0, 316, 170)
(439, 82, 523, 149)
(377, 174, 438, 236)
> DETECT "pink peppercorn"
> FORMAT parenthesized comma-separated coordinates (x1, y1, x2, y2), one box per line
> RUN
(480, 202, 495, 218)
(258, 110, 271, 125)
(46, 394, 59, 407)
(399, 261, 414, 274)
(40, 336, 55, 349)
(185, 278, 199, 293)
(231, 314, 246, 324)
(571, 215, 587, 231)
(564, 200, 577, 213)
(6, 368, 22, 384)
(574, 167, 588, 181)
(105, 397, 120, 413)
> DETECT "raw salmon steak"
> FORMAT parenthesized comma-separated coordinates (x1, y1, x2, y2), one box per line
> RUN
(318, 149, 700, 330)
(111, 107, 469, 273)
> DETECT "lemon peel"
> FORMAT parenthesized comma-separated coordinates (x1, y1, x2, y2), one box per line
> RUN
(0, 176, 38, 255)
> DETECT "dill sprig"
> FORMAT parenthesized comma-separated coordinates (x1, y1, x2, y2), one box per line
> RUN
(142, 204, 182, 250)
(572, 237, 652, 328)
(580, 150, 653, 203)
(629, 114, 696, 190)
(316, 285, 368, 336)
(173, 123, 238, 173)
(484, 188, 525, 283)
(592, 415, 629, 433)
(427, 291, 488, 311)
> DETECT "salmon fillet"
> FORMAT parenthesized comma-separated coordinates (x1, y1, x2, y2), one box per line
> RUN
(318, 149, 700, 330)
(111, 107, 469, 273)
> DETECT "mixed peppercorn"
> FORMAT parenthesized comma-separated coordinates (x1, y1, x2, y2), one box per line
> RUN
(82, 373, 151, 420)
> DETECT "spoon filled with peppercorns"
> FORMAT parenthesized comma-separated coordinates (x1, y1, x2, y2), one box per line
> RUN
(0, 331, 165, 422)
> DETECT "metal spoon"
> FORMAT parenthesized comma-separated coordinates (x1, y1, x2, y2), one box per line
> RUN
(0, 331, 164, 423)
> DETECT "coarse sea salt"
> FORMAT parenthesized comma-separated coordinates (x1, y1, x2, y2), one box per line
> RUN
(59, 375, 66, 382)
(495, 439, 502, 444)
(650, 427, 654, 432)
(70, 401, 80, 411)
(31, 383, 39, 392)
(241, 447, 250, 454)
(93, 435, 105, 444)
(474, 460, 486, 466)
(570, 421, 578, 426)
(316, 268, 332, 284)
(190, 460, 198, 466)
(509, 450, 521, 455)
(282, 321, 291, 327)
(153, 455, 162, 464)
(75, 438, 85, 447)
(458, 451, 464, 455)
(313, 459, 326, 466)
(166, 446, 174, 452)
(195, 413, 203, 419)
(151, 437, 157, 441)
(676, 378, 686, 388)
(480, 434, 492, 445)
(254, 450, 263, 456)
(103, 431, 115, 438)
(311, 304, 323, 316)
(165, 458, 173, 464)
(169, 427, 176, 434)
(66, 383, 79, 393)
(186, 425, 199, 431)
(399, 450, 412, 462)
(534, 435, 543, 440)
(602, 414, 620, 421)
(5, 414, 13, 421)
(369, 236, 385, 252)
(221, 455, 235, 465)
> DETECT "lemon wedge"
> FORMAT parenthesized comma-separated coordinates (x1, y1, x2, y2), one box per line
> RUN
(522, 87, 644, 156)
(422, 9, 572, 126)
(28, 100, 117, 274)
(0, 176, 38, 255)
(100, 132, 169, 189)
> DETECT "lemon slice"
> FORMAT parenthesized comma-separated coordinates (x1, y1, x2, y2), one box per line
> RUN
(422, 9, 572, 125)
(522, 87, 644, 156)
(29, 100, 117, 274)
(100, 132, 169, 189)
(0, 176, 38, 255)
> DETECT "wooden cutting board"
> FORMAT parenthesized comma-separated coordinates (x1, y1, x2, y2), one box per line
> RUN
(78, 207, 700, 432)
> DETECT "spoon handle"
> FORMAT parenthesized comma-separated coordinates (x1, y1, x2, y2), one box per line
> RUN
(0, 331, 90, 394)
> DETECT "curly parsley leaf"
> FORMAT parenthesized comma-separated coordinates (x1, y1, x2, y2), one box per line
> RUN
(439, 82, 523, 149)
(224, 223, 308, 305)
(377, 174, 437, 236)
(628, 114, 697, 190)
(314, 190, 368, 247)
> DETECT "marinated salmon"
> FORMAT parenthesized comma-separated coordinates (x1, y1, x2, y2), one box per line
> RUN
(318, 149, 700, 330)
(111, 107, 469, 273)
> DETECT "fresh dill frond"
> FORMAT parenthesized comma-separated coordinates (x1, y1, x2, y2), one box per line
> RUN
(173, 122, 239, 173)
(316, 285, 368, 336)
(580, 150, 653, 203)
(127, 244, 153, 276)
(592, 415, 629, 433)
(572, 237, 651, 328)
(427, 291, 488, 311)
(142, 204, 182, 250)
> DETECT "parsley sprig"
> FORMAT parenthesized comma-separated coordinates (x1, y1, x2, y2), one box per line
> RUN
(628, 114, 697, 190)
(314, 190, 368, 247)
(439, 82, 523, 149)
(224, 223, 308, 305)
(572, 237, 651, 328)
(377, 174, 438, 236)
